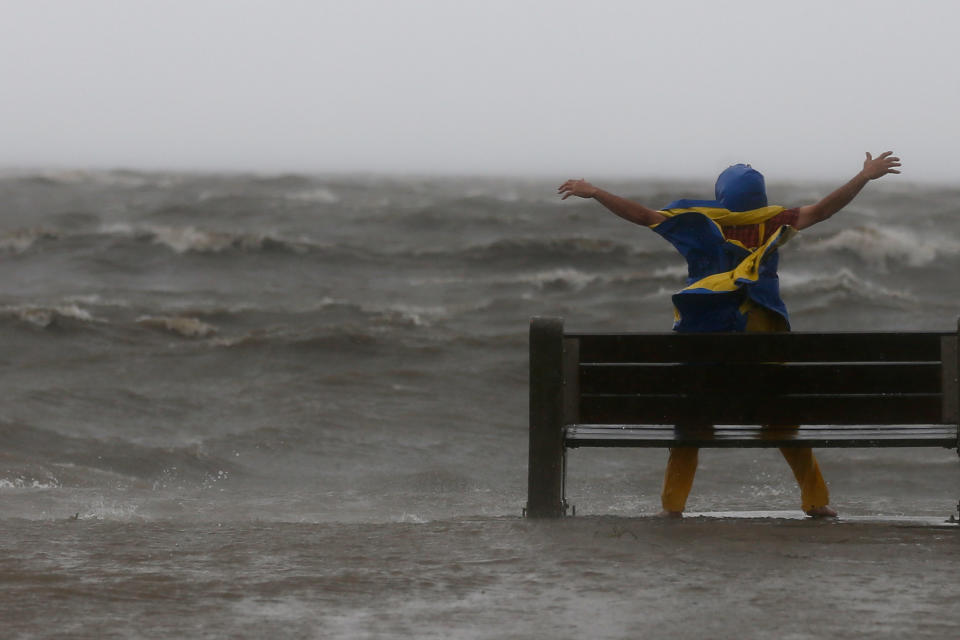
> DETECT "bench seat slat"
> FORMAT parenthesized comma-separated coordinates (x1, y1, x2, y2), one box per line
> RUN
(580, 363, 941, 395)
(565, 424, 958, 448)
(575, 332, 947, 364)
(580, 393, 944, 425)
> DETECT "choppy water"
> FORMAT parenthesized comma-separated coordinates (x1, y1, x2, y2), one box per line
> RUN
(2, 170, 958, 638)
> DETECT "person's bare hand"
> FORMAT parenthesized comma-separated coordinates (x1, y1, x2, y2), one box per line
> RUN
(861, 151, 901, 180)
(558, 178, 599, 200)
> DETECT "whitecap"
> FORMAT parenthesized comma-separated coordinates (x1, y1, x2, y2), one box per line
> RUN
(520, 268, 598, 290)
(136, 315, 219, 338)
(3, 303, 99, 328)
(145, 225, 311, 254)
(149, 225, 243, 253)
(99, 221, 137, 237)
(77, 496, 142, 521)
(285, 187, 340, 204)
(397, 512, 428, 523)
(799, 225, 960, 270)
(29, 169, 158, 187)
(63, 294, 131, 309)
(651, 264, 689, 279)
(0, 228, 59, 253)
(0, 476, 61, 490)
(782, 267, 917, 307)
(367, 303, 450, 327)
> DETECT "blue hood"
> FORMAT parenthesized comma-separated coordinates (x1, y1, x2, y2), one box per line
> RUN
(663, 164, 769, 212)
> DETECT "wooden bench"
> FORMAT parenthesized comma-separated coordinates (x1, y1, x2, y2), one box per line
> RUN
(526, 316, 960, 518)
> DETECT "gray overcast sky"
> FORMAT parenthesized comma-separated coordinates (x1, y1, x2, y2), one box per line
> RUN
(1, 0, 957, 181)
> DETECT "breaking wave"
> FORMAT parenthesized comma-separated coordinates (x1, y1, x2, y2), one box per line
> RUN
(1, 421, 240, 487)
(136, 315, 220, 338)
(1, 303, 100, 328)
(782, 268, 918, 307)
(798, 225, 960, 269)
(0, 227, 60, 253)
(103, 223, 314, 255)
(283, 187, 340, 204)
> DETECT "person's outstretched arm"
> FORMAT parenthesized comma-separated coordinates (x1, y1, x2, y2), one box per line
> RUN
(794, 152, 901, 230)
(558, 179, 666, 227)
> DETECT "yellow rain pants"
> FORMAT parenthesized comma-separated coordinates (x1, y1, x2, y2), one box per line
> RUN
(660, 307, 830, 513)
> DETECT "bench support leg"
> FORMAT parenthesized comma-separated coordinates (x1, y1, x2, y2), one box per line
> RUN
(527, 317, 566, 518)
(948, 322, 960, 523)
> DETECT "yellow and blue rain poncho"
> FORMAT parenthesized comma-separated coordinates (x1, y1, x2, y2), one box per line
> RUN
(651, 164, 797, 333)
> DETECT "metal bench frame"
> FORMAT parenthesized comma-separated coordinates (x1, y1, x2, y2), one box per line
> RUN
(526, 316, 960, 518)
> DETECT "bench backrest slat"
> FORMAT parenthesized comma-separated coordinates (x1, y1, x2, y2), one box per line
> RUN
(580, 362, 941, 395)
(574, 332, 947, 364)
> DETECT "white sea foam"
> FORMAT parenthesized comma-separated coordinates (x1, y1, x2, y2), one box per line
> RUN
(396, 512, 428, 523)
(3, 303, 99, 328)
(0, 476, 61, 490)
(284, 187, 340, 204)
(799, 225, 960, 269)
(149, 225, 250, 253)
(781, 267, 917, 306)
(651, 264, 689, 279)
(209, 331, 270, 348)
(78, 496, 142, 521)
(26, 169, 161, 187)
(63, 293, 131, 308)
(99, 222, 312, 254)
(410, 265, 686, 293)
(641, 286, 677, 300)
(0, 227, 59, 253)
(4, 222, 305, 257)
(202, 469, 230, 490)
(523, 268, 598, 290)
(277, 296, 448, 325)
(99, 221, 136, 236)
(136, 315, 219, 338)
(369, 304, 449, 327)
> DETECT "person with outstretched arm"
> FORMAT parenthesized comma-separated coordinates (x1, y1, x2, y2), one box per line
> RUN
(558, 151, 902, 518)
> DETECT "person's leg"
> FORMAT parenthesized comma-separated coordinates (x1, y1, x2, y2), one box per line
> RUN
(661, 446, 699, 516)
(779, 446, 836, 517)
(745, 307, 836, 517)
